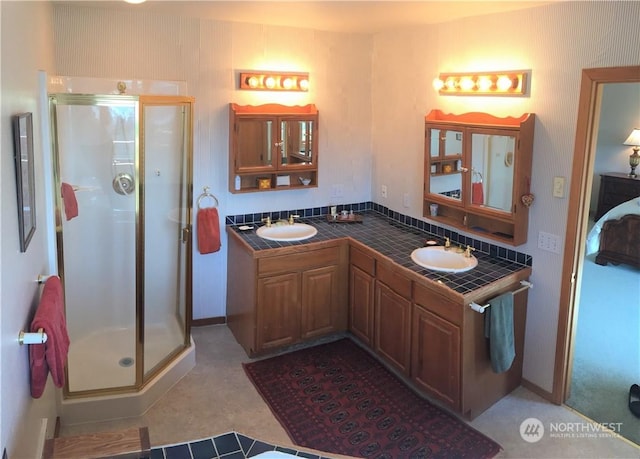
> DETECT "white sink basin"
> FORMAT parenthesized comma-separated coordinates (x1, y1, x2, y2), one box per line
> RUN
(256, 223, 318, 242)
(410, 246, 478, 273)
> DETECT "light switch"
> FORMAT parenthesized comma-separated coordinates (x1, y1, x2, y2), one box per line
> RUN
(553, 176, 565, 198)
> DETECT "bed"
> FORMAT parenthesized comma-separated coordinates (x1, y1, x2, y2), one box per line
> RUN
(586, 196, 640, 268)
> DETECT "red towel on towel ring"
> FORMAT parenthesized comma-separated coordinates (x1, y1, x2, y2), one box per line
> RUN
(30, 275, 70, 398)
(197, 207, 221, 254)
(60, 182, 78, 220)
(472, 182, 485, 205)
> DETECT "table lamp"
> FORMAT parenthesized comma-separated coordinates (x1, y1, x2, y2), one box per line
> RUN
(623, 128, 640, 178)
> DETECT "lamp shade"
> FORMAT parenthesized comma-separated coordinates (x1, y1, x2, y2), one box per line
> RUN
(623, 128, 640, 146)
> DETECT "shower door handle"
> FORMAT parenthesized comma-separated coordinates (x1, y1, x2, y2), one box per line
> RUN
(181, 227, 191, 243)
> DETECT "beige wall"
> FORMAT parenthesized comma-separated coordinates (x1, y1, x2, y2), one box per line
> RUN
(1, 1, 57, 457)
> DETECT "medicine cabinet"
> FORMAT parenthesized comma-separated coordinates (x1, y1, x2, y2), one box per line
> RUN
(229, 103, 318, 193)
(424, 110, 535, 246)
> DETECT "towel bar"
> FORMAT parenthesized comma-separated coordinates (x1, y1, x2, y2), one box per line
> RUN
(197, 186, 219, 209)
(469, 280, 532, 313)
(19, 328, 48, 345)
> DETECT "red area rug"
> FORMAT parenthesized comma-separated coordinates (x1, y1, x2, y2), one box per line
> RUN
(244, 338, 501, 458)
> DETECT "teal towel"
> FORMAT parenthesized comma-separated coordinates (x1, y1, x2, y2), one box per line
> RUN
(484, 292, 515, 373)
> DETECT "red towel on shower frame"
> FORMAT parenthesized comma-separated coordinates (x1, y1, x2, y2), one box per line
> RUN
(197, 207, 221, 254)
(29, 275, 70, 398)
(61, 182, 78, 220)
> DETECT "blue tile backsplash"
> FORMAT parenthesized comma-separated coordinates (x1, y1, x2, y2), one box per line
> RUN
(225, 202, 532, 296)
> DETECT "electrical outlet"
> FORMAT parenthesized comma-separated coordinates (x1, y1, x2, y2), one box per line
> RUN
(538, 231, 561, 253)
(403, 192, 410, 208)
(553, 176, 565, 198)
(381, 185, 388, 198)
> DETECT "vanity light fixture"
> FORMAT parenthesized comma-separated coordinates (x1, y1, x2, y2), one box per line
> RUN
(433, 70, 529, 96)
(623, 128, 640, 178)
(239, 71, 309, 92)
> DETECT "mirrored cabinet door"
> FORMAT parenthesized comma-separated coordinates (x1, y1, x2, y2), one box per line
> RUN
(427, 127, 463, 203)
(235, 118, 274, 170)
(469, 132, 516, 213)
(281, 120, 314, 166)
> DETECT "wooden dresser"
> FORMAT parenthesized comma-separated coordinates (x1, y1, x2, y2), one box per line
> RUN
(594, 172, 640, 221)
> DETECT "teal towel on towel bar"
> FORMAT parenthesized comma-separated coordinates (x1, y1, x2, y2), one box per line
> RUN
(484, 291, 515, 373)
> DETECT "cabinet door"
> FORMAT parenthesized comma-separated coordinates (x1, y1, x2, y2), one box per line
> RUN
(349, 265, 375, 346)
(235, 117, 276, 171)
(412, 305, 460, 410)
(301, 265, 339, 339)
(257, 273, 300, 351)
(374, 282, 412, 375)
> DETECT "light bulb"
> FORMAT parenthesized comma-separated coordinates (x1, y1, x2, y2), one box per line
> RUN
(282, 77, 294, 90)
(247, 76, 259, 89)
(459, 76, 475, 91)
(264, 76, 276, 89)
(298, 78, 309, 91)
(445, 77, 457, 90)
(497, 75, 515, 91)
(432, 78, 445, 91)
(477, 76, 493, 92)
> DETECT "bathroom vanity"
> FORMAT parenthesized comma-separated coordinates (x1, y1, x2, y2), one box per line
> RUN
(226, 213, 530, 420)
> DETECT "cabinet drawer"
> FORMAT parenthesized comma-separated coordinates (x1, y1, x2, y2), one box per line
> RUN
(350, 246, 376, 276)
(413, 282, 461, 325)
(377, 263, 412, 298)
(258, 246, 339, 276)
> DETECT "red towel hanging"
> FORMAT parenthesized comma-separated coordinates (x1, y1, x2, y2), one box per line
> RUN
(198, 207, 221, 254)
(472, 182, 484, 205)
(60, 182, 78, 220)
(30, 275, 70, 398)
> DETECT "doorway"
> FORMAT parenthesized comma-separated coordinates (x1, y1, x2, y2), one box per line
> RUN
(554, 66, 640, 441)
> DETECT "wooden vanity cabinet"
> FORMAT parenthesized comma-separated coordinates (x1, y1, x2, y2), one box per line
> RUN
(374, 262, 412, 375)
(412, 284, 462, 411)
(226, 232, 348, 356)
(349, 245, 376, 347)
(424, 110, 535, 246)
(229, 103, 318, 193)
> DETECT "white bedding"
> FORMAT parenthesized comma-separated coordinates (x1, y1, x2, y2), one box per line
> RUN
(586, 196, 640, 255)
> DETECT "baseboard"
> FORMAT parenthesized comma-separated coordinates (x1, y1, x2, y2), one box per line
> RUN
(35, 418, 48, 459)
(522, 378, 556, 403)
(192, 316, 226, 327)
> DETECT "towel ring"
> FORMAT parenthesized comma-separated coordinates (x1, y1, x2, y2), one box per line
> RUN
(197, 186, 219, 209)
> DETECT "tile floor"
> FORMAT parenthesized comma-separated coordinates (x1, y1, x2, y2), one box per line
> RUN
(61, 325, 640, 459)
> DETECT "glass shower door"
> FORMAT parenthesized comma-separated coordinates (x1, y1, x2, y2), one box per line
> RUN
(140, 97, 193, 380)
(52, 95, 139, 393)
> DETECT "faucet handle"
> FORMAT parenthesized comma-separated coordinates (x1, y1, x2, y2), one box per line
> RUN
(465, 245, 476, 258)
(288, 214, 300, 224)
(444, 237, 451, 247)
(261, 216, 272, 227)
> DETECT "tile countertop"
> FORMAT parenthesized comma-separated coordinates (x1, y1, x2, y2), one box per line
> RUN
(226, 211, 532, 301)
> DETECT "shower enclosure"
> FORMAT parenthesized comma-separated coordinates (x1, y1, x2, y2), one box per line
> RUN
(49, 93, 194, 397)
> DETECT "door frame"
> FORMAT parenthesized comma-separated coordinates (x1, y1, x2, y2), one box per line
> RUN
(553, 65, 640, 404)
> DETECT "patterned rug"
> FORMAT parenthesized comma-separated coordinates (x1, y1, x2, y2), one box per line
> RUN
(243, 338, 501, 458)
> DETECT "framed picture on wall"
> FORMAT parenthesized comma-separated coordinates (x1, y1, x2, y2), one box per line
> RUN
(12, 112, 36, 252)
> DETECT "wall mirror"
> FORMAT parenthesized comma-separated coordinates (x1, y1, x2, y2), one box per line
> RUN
(423, 110, 534, 245)
(236, 118, 274, 169)
(427, 127, 463, 201)
(470, 132, 516, 213)
(229, 104, 319, 192)
(12, 112, 36, 252)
